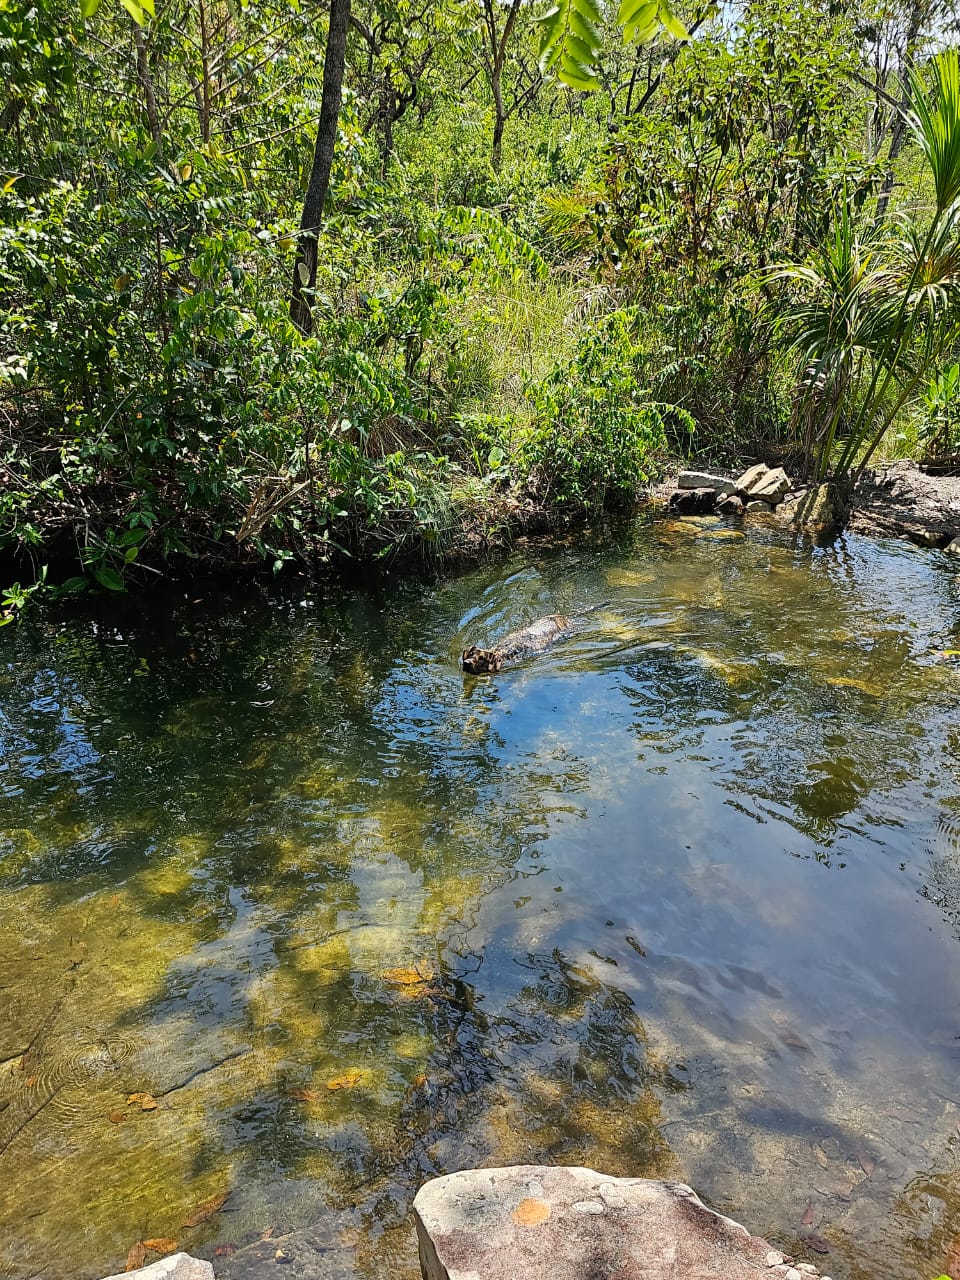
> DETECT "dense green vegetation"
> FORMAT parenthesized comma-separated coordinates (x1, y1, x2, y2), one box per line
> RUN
(0, 0, 958, 598)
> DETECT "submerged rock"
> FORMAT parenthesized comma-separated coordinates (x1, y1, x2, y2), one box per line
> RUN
(413, 1167, 833, 1280)
(776, 483, 848, 534)
(100, 1254, 214, 1280)
(906, 527, 942, 547)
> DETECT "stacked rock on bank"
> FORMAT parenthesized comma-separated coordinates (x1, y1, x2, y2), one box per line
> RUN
(668, 464, 794, 517)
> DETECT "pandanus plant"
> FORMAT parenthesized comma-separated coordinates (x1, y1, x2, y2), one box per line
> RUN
(773, 48, 960, 488)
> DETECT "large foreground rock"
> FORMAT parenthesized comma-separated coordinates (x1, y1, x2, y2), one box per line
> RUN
(414, 1167, 831, 1280)
(100, 1254, 214, 1280)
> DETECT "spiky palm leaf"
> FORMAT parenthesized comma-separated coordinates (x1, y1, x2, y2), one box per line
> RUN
(771, 50, 960, 486)
(908, 47, 960, 215)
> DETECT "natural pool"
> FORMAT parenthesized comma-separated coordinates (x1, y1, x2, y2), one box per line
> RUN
(3, 514, 960, 1280)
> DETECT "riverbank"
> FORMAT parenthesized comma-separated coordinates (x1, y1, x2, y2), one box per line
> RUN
(850, 459, 960, 547)
(6, 453, 960, 612)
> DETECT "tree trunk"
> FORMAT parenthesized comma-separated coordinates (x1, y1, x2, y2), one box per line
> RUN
(290, 0, 352, 335)
(875, 112, 910, 223)
(491, 70, 505, 171)
(874, 0, 926, 224)
(133, 21, 162, 151)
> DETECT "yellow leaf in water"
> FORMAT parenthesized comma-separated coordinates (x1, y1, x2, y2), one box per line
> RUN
(936, 650, 960, 657)
(826, 677, 882, 697)
(383, 966, 432, 986)
(288, 1088, 322, 1102)
(182, 1189, 229, 1228)
(144, 1238, 178, 1254)
(326, 1072, 363, 1091)
(127, 1092, 159, 1111)
(125, 1241, 147, 1272)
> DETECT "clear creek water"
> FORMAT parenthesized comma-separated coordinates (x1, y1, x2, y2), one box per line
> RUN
(3, 514, 960, 1280)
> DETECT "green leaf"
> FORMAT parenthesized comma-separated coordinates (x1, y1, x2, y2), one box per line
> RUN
(564, 32, 598, 64)
(533, 4, 563, 27)
(93, 565, 125, 591)
(625, 13, 659, 42)
(538, 0, 606, 89)
(658, 2, 688, 40)
(566, 6, 601, 47)
(623, 6, 656, 40)
(79, 0, 102, 15)
(617, 0, 652, 28)
(575, 0, 603, 25)
(117, 0, 146, 23)
(559, 54, 601, 90)
(118, 527, 149, 546)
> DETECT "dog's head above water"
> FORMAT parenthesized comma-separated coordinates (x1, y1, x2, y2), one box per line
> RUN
(461, 645, 502, 674)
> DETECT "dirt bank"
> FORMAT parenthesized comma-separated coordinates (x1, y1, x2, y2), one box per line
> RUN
(851, 460, 960, 547)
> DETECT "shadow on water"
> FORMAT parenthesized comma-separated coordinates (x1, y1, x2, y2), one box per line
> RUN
(3, 520, 960, 1277)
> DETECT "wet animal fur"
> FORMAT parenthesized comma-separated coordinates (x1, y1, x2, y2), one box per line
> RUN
(461, 614, 572, 674)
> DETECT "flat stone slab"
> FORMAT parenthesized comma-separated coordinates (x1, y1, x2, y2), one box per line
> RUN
(100, 1253, 214, 1280)
(678, 471, 739, 495)
(414, 1167, 832, 1280)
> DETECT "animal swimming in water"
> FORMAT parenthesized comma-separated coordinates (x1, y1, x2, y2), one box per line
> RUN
(461, 614, 572, 674)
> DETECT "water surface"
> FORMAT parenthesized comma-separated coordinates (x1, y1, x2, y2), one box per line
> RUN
(3, 516, 960, 1279)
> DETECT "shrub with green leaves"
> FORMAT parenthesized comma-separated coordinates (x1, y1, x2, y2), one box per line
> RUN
(518, 310, 676, 509)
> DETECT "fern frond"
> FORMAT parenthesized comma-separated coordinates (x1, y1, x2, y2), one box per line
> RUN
(537, 0, 688, 92)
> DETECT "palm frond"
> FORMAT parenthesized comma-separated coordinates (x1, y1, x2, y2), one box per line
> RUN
(907, 48, 960, 215)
